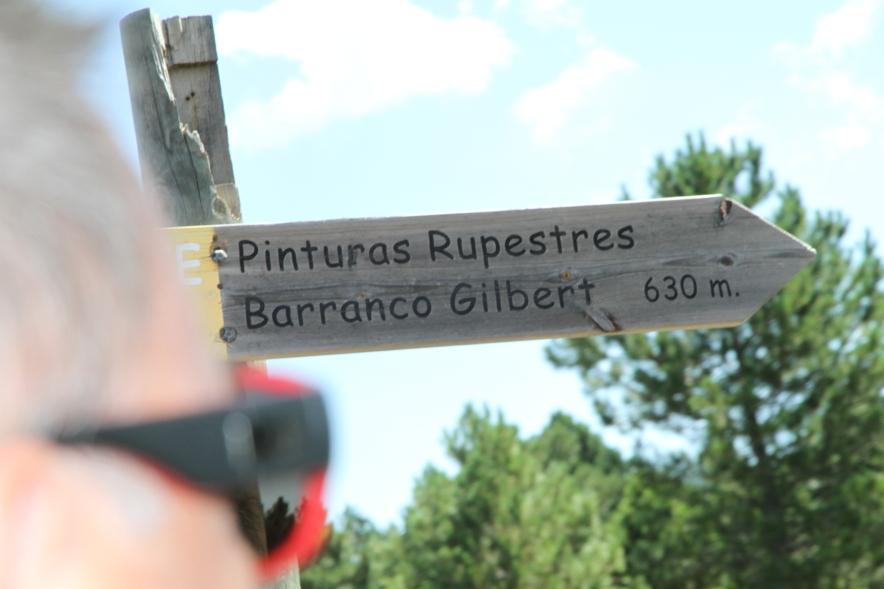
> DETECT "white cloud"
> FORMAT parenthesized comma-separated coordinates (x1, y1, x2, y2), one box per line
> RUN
(513, 47, 636, 144)
(216, 0, 513, 149)
(812, 0, 879, 56)
(522, 0, 581, 28)
(459, 0, 579, 28)
(715, 105, 766, 145)
(773, 0, 881, 64)
(816, 72, 883, 115)
(772, 0, 883, 152)
(821, 121, 871, 149)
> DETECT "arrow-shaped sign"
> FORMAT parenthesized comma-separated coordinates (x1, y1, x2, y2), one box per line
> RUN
(168, 195, 815, 361)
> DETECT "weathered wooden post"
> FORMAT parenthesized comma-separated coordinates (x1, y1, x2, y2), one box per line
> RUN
(120, 8, 238, 226)
(171, 196, 815, 360)
(119, 8, 816, 589)
(120, 8, 299, 588)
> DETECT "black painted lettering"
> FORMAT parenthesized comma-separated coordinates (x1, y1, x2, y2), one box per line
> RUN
(506, 280, 528, 311)
(593, 228, 613, 250)
(413, 297, 431, 318)
(393, 239, 411, 264)
(365, 297, 386, 321)
(577, 278, 595, 304)
(238, 239, 258, 273)
(245, 295, 268, 329)
(571, 229, 589, 253)
(428, 230, 453, 261)
(278, 247, 299, 271)
(450, 282, 476, 316)
(272, 304, 294, 327)
(663, 275, 678, 300)
(710, 279, 733, 298)
(347, 243, 365, 268)
(390, 297, 409, 320)
(505, 234, 525, 256)
(457, 236, 478, 260)
(323, 245, 344, 268)
(296, 303, 314, 326)
(682, 274, 698, 298)
(319, 301, 337, 324)
(617, 225, 635, 249)
(369, 242, 391, 265)
(534, 287, 553, 309)
(263, 240, 272, 270)
(341, 300, 362, 323)
(557, 284, 574, 307)
(529, 231, 547, 255)
(550, 225, 566, 254)
(480, 235, 500, 269)
(301, 240, 318, 270)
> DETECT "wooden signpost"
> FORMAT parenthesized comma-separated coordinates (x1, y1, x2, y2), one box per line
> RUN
(169, 195, 815, 361)
(120, 8, 276, 581)
(124, 7, 816, 589)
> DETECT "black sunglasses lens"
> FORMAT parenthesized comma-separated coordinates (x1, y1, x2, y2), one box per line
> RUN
(228, 391, 329, 570)
(232, 474, 304, 556)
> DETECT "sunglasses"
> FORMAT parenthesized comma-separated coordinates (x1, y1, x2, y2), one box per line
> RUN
(56, 365, 330, 583)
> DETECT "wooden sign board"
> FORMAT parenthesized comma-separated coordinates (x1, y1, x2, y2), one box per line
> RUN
(167, 195, 815, 361)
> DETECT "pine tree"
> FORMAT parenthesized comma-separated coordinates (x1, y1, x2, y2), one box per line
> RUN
(549, 134, 884, 586)
(302, 134, 884, 588)
(303, 408, 638, 589)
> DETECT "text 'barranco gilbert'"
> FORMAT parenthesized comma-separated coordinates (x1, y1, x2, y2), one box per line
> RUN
(168, 195, 816, 361)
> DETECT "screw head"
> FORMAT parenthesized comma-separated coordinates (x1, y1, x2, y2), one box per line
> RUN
(211, 248, 229, 263)
(219, 326, 238, 343)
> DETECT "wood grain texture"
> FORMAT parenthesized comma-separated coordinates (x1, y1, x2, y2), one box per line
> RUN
(163, 16, 217, 65)
(163, 15, 237, 189)
(208, 196, 815, 361)
(124, 9, 269, 566)
(120, 9, 234, 226)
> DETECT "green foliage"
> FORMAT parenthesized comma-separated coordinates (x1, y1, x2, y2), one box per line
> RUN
(301, 509, 403, 589)
(264, 497, 295, 553)
(550, 133, 884, 586)
(399, 408, 633, 589)
(304, 133, 884, 588)
(303, 408, 641, 589)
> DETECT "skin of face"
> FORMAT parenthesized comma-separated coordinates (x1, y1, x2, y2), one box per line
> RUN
(0, 1, 267, 583)
(0, 213, 262, 588)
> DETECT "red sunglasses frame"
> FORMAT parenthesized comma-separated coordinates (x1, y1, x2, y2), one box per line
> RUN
(233, 365, 329, 581)
(57, 365, 330, 583)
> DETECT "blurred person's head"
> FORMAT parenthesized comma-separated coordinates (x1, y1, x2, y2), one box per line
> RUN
(0, 2, 258, 586)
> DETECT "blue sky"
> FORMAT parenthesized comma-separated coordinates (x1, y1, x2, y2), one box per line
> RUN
(51, 0, 884, 526)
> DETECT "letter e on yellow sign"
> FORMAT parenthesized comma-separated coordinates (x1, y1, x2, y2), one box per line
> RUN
(166, 226, 227, 357)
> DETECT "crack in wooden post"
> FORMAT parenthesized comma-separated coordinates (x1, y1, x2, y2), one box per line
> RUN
(584, 306, 621, 333)
(121, 9, 296, 586)
(120, 9, 235, 226)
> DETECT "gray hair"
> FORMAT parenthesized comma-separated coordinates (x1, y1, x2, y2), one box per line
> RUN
(0, 1, 158, 434)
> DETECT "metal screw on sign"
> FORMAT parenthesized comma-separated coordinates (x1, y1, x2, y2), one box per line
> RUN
(211, 247, 229, 263)
(219, 326, 238, 343)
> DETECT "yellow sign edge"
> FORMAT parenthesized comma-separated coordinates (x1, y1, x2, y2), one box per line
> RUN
(164, 225, 227, 358)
